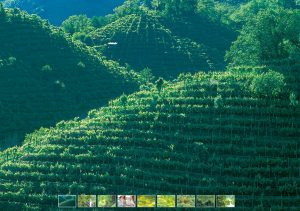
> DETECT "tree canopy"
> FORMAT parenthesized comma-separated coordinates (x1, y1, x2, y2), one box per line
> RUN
(226, 8, 300, 71)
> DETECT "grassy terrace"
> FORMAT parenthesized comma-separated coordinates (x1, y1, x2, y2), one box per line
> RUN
(0, 71, 299, 210)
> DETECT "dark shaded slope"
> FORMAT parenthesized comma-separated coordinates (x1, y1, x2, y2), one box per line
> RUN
(0, 9, 138, 149)
(0, 71, 299, 210)
(86, 14, 215, 79)
(162, 15, 237, 70)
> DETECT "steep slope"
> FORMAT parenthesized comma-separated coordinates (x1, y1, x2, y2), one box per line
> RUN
(162, 15, 237, 70)
(0, 71, 299, 210)
(86, 14, 216, 79)
(1, 0, 125, 25)
(0, 8, 138, 149)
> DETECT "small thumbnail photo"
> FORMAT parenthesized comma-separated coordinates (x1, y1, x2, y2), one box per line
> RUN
(216, 195, 235, 208)
(78, 195, 97, 208)
(117, 195, 136, 208)
(157, 195, 176, 208)
(98, 195, 116, 208)
(137, 195, 156, 208)
(177, 195, 195, 208)
(58, 195, 76, 208)
(196, 195, 215, 208)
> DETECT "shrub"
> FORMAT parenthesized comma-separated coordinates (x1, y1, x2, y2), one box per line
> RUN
(77, 61, 86, 69)
(8, 57, 17, 66)
(250, 70, 285, 98)
(41, 64, 53, 72)
(289, 92, 299, 106)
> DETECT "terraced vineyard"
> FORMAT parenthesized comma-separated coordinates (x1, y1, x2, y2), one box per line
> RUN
(162, 15, 237, 71)
(0, 8, 138, 149)
(0, 71, 299, 210)
(87, 14, 216, 78)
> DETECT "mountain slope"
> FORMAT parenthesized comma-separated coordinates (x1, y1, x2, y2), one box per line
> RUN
(0, 8, 138, 149)
(0, 71, 299, 210)
(1, 0, 125, 25)
(86, 14, 217, 79)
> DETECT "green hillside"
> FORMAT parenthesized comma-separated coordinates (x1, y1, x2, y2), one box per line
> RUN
(0, 71, 299, 210)
(161, 15, 237, 68)
(85, 14, 217, 78)
(0, 8, 138, 150)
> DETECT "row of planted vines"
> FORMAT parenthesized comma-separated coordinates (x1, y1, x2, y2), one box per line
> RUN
(0, 71, 299, 210)
(87, 14, 213, 78)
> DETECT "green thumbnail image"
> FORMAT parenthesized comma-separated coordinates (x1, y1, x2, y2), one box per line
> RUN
(78, 195, 97, 208)
(137, 195, 156, 207)
(58, 195, 76, 208)
(177, 195, 195, 207)
(157, 195, 176, 207)
(98, 195, 116, 207)
(217, 195, 235, 207)
(196, 195, 215, 207)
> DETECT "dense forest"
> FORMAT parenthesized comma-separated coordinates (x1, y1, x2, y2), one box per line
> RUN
(0, 0, 299, 210)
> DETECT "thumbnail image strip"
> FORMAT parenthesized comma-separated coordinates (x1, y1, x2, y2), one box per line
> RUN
(78, 195, 96, 208)
(196, 195, 215, 208)
(157, 195, 176, 208)
(177, 195, 195, 208)
(98, 195, 116, 208)
(137, 195, 156, 208)
(58, 195, 76, 208)
(216, 195, 235, 208)
(117, 195, 136, 208)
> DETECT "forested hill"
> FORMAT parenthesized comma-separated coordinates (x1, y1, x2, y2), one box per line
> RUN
(0, 71, 299, 210)
(0, 7, 138, 150)
(0, 0, 125, 25)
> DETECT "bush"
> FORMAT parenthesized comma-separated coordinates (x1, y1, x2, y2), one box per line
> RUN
(77, 61, 86, 69)
(41, 65, 53, 72)
(250, 70, 285, 98)
(8, 57, 17, 66)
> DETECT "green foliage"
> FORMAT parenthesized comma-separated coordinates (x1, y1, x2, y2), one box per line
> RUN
(120, 93, 128, 106)
(77, 61, 86, 69)
(114, 0, 151, 17)
(226, 8, 300, 71)
(7, 56, 16, 66)
(62, 15, 95, 35)
(155, 77, 164, 93)
(86, 14, 217, 78)
(0, 3, 5, 18)
(0, 9, 138, 149)
(250, 70, 285, 98)
(214, 95, 224, 108)
(152, 0, 198, 17)
(0, 71, 299, 210)
(289, 92, 299, 106)
(138, 68, 155, 84)
(41, 64, 53, 72)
